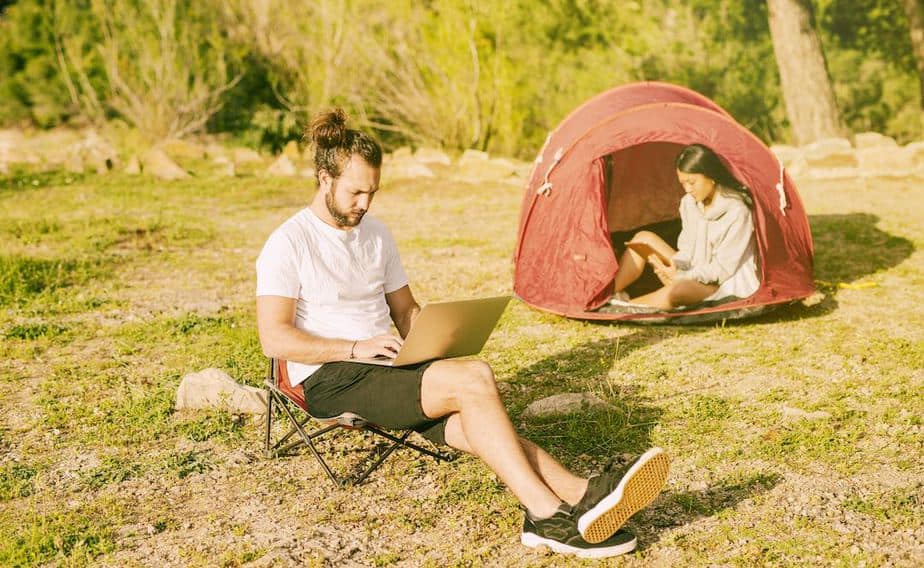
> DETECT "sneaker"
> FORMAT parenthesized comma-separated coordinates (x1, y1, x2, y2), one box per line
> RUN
(520, 505, 637, 559)
(575, 447, 670, 543)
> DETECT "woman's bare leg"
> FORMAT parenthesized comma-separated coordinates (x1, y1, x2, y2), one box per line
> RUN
(613, 231, 677, 293)
(632, 278, 718, 309)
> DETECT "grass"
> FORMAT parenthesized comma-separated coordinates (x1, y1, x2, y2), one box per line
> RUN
(0, 168, 921, 566)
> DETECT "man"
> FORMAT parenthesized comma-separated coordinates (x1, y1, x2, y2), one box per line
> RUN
(255, 109, 669, 558)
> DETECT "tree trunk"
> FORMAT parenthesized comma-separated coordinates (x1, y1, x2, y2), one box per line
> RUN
(901, 0, 924, 112)
(767, 0, 844, 145)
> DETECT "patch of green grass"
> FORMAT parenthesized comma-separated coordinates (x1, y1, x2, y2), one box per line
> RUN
(4, 322, 69, 341)
(0, 463, 36, 501)
(0, 169, 86, 193)
(178, 409, 246, 443)
(161, 450, 214, 479)
(81, 456, 144, 490)
(842, 487, 921, 527)
(0, 254, 104, 306)
(0, 500, 121, 566)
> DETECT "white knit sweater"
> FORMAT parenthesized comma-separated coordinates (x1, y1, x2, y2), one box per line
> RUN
(672, 189, 760, 300)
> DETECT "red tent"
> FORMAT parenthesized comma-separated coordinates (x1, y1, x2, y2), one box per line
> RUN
(513, 81, 815, 322)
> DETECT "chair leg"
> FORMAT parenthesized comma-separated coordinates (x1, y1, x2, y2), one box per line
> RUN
(264, 387, 274, 459)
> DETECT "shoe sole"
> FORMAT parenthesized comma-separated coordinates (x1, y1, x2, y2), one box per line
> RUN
(521, 532, 637, 559)
(577, 447, 670, 544)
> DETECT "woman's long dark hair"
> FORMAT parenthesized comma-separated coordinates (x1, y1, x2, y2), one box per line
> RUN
(675, 144, 752, 207)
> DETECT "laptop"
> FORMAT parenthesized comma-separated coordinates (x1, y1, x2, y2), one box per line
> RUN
(351, 295, 511, 366)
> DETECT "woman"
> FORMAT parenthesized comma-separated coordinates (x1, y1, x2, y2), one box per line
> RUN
(611, 144, 760, 310)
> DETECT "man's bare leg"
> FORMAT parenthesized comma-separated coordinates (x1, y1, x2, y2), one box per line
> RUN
(420, 360, 564, 518)
(443, 415, 588, 505)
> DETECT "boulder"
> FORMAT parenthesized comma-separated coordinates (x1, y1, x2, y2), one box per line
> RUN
(770, 145, 803, 167)
(142, 148, 190, 180)
(854, 132, 898, 150)
(233, 147, 263, 164)
(266, 154, 298, 177)
(803, 137, 857, 180)
(385, 157, 435, 180)
(205, 143, 228, 159)
(176, 368, 267, 414)
(64, 151, 85, 174)
(414, 147, 452, 165)
(84, 132, 119, 172)
(458, 148, 489, 164)
(521, 392, 611, 419)
(163, 139, 206, 160)
(124, 154, 142, 175)
(452, 156, 521, 184)
(213, 156, 235, 177)
(299, 167, 316, 179)
(904, 141, 924, 166)
(389, 146, 413, 159)
(857, 146, 913, 178)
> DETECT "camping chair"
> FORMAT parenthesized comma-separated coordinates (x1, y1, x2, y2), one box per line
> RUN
(263, 358, 452, 486)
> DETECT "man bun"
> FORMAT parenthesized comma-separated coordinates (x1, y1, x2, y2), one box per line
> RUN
(310, 108, 348, 149)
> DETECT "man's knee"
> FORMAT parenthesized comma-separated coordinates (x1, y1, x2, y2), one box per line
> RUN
(448, 360, 498, 401)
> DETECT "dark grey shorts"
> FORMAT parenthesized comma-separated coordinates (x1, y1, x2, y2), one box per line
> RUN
(301, 360, 448, 446)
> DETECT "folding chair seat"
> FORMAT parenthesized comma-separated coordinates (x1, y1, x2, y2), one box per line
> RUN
(263, 358, 451, 486)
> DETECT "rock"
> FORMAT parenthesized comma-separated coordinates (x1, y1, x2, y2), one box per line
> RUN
(904, 141, 924, 166)
(62, 132, 119, 174)
(64, 151, 85, 174)
(385, 157, 435, 180)
(390, 146, 412, 159)
(458, 149, 489, 164)
(205, 143, 228, 159)
(142, 148, 190, 180)
(770, 145, 803, 167)
(781, 406, 832, 422)
(176, 368, 267, 414)
(452, 156, 521, 184)
(803, 137, 857, 180)
(299, 167, 316, 179)
(233, 147, 263, 164)
(854, 132, 898, 149)
(857, 146, 913, 178)
(124, 154, 142, 175)
(212, 156, 235, 177)
(282, 140, 301, 161)
(162, 139, 206, 160)
(414, 147, 452, 165)
(266, 154, 298, 177)
(521, 392, 611, 418)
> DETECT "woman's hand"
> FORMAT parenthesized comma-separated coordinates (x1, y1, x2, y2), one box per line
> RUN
(649, 255, 676, 286)
(352, 334, 403, 360)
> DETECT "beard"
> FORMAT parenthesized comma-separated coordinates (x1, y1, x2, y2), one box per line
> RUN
(325, 186, 364, 227)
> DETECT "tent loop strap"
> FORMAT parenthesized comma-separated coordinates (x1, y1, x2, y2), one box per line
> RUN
(536, 147, 564, 196)
(774, 155, 788, 216)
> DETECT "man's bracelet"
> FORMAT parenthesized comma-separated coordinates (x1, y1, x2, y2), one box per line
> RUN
(349, 341, 357, 359)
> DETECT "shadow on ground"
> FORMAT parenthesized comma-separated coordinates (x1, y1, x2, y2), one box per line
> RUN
(754, 212, 915, 324)
(508, 330, 705, 468)
(634, 471, 783, 548)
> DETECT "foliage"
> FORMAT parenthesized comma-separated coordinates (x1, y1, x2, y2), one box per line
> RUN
(0, 0, 921, 150)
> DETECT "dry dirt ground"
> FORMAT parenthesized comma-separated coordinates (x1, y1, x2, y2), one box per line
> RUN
(0, 168, 921, 566)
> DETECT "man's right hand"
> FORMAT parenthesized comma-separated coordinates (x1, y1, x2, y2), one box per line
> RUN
(353, 334, 403, 360)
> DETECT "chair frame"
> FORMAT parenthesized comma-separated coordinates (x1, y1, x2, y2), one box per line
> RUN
(263, 358, 452, 486)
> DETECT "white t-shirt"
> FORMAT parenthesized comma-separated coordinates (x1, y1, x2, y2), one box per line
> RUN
(255, 208, 408, 386)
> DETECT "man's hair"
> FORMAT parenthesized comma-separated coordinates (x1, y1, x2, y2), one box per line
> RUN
(307, 108, 382, 180)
